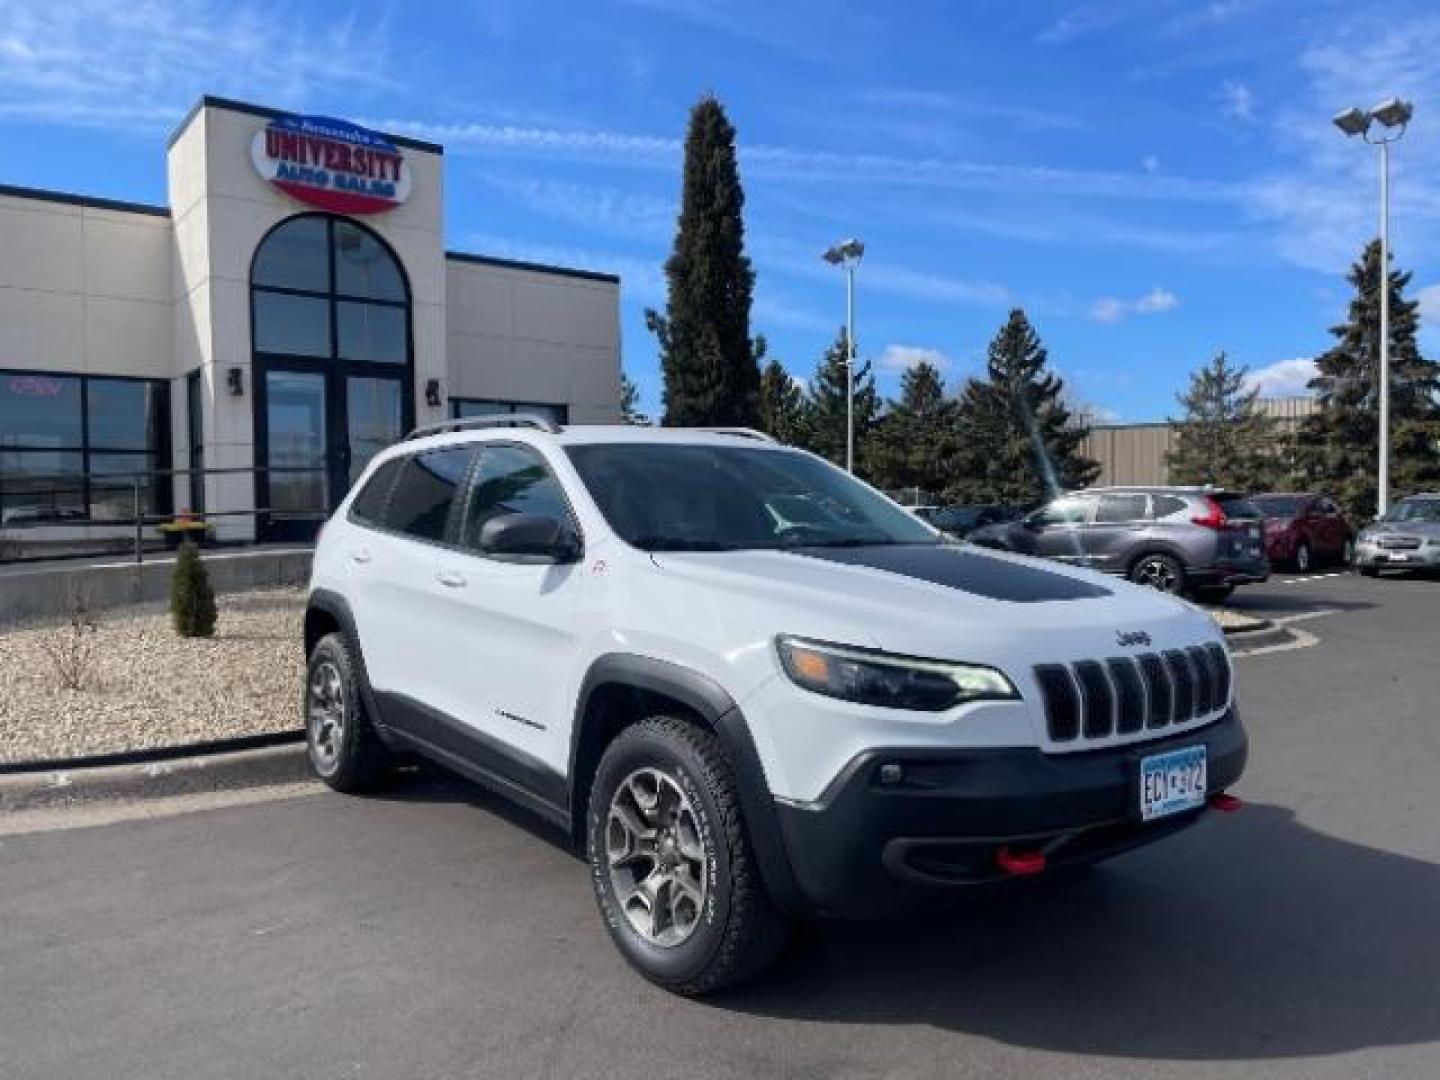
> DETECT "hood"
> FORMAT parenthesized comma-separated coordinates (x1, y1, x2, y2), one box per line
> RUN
(1365, 519, 1440, 538)
(650, 543, 1218, 667)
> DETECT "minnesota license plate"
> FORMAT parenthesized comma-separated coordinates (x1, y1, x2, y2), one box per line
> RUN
(1139, 746, 1207, 821)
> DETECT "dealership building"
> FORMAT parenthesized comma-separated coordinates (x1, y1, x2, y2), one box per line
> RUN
(0, 96, 622, 549)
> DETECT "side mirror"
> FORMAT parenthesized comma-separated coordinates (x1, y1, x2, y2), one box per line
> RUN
(479, 512, 581, 562)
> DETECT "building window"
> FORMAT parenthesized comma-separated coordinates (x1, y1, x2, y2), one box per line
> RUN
(0, 371, 171, 525)
(251, 215, 409, 367)
(451, 398, 569, 425)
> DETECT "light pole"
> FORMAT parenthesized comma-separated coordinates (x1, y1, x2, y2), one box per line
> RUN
(1334, 97, 1413, 518)
(822, 238, 865, 473)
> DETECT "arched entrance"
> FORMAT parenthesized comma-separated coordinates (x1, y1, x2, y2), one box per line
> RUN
(250, 213, 413, 541)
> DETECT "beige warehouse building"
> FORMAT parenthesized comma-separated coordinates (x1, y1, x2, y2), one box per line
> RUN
(0, 96, 622, 550)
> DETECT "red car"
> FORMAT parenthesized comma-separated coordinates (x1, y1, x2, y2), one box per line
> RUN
(1251, 493, 1356, 571)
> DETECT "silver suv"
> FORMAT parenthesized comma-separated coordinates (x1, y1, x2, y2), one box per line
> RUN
(968, 487, 1269, 603)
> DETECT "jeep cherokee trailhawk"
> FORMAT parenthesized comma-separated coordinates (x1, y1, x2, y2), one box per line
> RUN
(302, 416, 1248, 995)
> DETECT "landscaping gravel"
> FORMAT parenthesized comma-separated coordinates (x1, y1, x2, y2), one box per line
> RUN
(0, 588, 304, 765)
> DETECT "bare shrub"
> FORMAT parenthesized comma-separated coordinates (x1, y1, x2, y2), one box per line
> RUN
(42, 586, 101, 692)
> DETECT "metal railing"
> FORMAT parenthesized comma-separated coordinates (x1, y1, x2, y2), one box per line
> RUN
(0, 464, 330, 565)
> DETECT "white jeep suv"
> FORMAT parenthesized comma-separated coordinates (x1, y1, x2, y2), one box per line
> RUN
(303, 416, 1247, 995)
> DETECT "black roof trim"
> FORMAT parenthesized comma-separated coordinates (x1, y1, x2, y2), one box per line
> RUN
(0, 182, 169, 218)
(445, 250, 620, 284)
(167, 95, 445, 155)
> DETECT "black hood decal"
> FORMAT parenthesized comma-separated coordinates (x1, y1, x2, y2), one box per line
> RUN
(792, 545, 1112, 603)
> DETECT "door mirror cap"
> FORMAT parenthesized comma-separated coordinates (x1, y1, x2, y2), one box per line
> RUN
(479, 512, 581, 562)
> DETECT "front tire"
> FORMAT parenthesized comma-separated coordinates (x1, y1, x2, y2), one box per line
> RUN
(304, 632, 389, 792)
(588, 716, 791, 996)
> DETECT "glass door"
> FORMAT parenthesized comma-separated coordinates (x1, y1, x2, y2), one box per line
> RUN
(263, 369, 329, 541)
(346, 376, 404, 488)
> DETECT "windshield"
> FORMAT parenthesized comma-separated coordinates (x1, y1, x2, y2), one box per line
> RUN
(1384, 499, 1440, 524)
(565, 443, 940, 551)
(1253, 495, 1306, 518)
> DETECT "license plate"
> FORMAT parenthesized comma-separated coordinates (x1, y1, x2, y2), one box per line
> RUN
(1139, 746, 1207, 821)
(1386, 552, 1410, 562)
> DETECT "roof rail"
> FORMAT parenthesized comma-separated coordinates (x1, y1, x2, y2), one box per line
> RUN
(694, 427, 777, 443)
(403, 413, 562, 441)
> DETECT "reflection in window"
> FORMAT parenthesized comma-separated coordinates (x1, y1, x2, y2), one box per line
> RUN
(337, 302, 407, 363)
(251, 216, 330, 291)
(386, 448, 473, 543)
(461, 445, 573, 549)
(334, 220, 406, 300)
(254, 293, 332, 357)
(0, 374, 82, 447)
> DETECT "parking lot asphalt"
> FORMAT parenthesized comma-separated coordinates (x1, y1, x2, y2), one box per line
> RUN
(3, 572, 1438, 1080)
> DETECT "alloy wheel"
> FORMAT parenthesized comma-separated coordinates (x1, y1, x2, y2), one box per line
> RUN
(605, 767, 709, 948)
(1135, 556, 1180, 593)
(307, 660, 346, 775)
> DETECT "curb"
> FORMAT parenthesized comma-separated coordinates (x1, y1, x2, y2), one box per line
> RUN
(0, 729, 304, 776)
(0, 739, 313, 814)
(1224, 621, 1295, 653)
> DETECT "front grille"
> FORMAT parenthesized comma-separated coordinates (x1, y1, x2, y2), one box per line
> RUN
(1035, 646, 1231, 744)
(1378, 535, 1422, 550)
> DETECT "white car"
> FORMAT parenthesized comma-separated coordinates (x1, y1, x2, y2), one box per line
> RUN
(303, 416, 1248, 995)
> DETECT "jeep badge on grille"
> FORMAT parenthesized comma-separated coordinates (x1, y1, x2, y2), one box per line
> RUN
(1116, 630, 1152, 648)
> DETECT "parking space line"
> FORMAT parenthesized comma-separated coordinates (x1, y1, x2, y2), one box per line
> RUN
(1275, 571, 1349, 585)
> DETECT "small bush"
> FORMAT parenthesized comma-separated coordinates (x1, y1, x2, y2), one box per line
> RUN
(43, 586, 99, 691)
(171, 540, 218, 638)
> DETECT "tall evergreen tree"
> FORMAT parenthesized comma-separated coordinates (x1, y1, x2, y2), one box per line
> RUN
(801, 328, 878, 472)
(949, 309, 1099, 505)
(1166, 352, 1281, 489)
(1294, 240, 1440, 518)
(645, 96, 762, 427)
(868, 361, 960, 496)
(757, 356, 809, 446)
(619, 372, 648, 425)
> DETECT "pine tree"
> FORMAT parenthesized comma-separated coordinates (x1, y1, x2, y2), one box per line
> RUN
(757, 356, 809, 446)
(868, 361, 960, 496)
(1166, 352, 1281, 489)
(170, 540, 217, 638)
(1295, 240, 1440, 518)
(619, 372, 648, 425)
(801, 327, 878, 473)
(949, 309, 1099, 505)
(645, 96, 762, 427)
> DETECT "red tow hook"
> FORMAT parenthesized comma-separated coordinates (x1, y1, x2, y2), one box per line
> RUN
(1208, 792, 1243, 813)
(996, 846, 1047, 876)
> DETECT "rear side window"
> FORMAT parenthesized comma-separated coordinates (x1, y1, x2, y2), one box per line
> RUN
(1032, 496, 1093, 526)
(384, 447, 474, 543)
(1095, 493, 1149, 523)
(459, 444, 575, 550)
(1213, 493, 1261, 520)
(1153, 495, 1189, 518)
(350, 458, 402, 526)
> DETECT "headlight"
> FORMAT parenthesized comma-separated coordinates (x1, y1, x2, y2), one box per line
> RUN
(775, 636, 1019, 711)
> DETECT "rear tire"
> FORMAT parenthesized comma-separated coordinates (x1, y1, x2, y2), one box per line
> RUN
(1129, 552, 1184, 594)
(304, 632, 389, 792)
(588, 715, 791, 996)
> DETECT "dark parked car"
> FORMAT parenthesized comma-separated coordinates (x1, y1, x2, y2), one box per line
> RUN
(912, 503, 1020, 538)
(1251, 493, 1355, 571)
(967, 487, 1269, 602)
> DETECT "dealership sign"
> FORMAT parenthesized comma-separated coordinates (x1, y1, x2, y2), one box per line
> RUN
(251, 114, 411, 215)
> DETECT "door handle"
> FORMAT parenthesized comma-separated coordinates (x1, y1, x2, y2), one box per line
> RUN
(349, 548, 372, 565)
(435, 569, 467, 589)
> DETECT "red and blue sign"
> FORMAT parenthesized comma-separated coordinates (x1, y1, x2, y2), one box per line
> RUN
(251, 114, 411, 215)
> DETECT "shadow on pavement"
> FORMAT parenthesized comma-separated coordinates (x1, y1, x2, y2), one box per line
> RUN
(1224, 590, 1374, 615)
(723, 803, 1439, 1062)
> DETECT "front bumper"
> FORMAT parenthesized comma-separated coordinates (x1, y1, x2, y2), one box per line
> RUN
(773, 708, 1248, 918)
(1355, 541, 1440, 569)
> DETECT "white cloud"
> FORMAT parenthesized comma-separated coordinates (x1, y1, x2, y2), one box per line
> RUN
(1243, 358, 1318, 398)
(0, 1, 395, 132)
(482, 175, 674, 240)
(1219, 80, 1255, 122)
(876, 345, 953, 375)
(1089, 287, 1179, 323)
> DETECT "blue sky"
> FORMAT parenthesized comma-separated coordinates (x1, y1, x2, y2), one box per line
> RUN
(4, 0, 1440, 422)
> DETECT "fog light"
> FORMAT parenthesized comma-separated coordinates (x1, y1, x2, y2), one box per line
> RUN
(878, 762, 905, 785)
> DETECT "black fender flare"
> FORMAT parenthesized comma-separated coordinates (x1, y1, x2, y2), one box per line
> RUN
(304, 589, 388, 739)
(569, 653, 804, 914)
